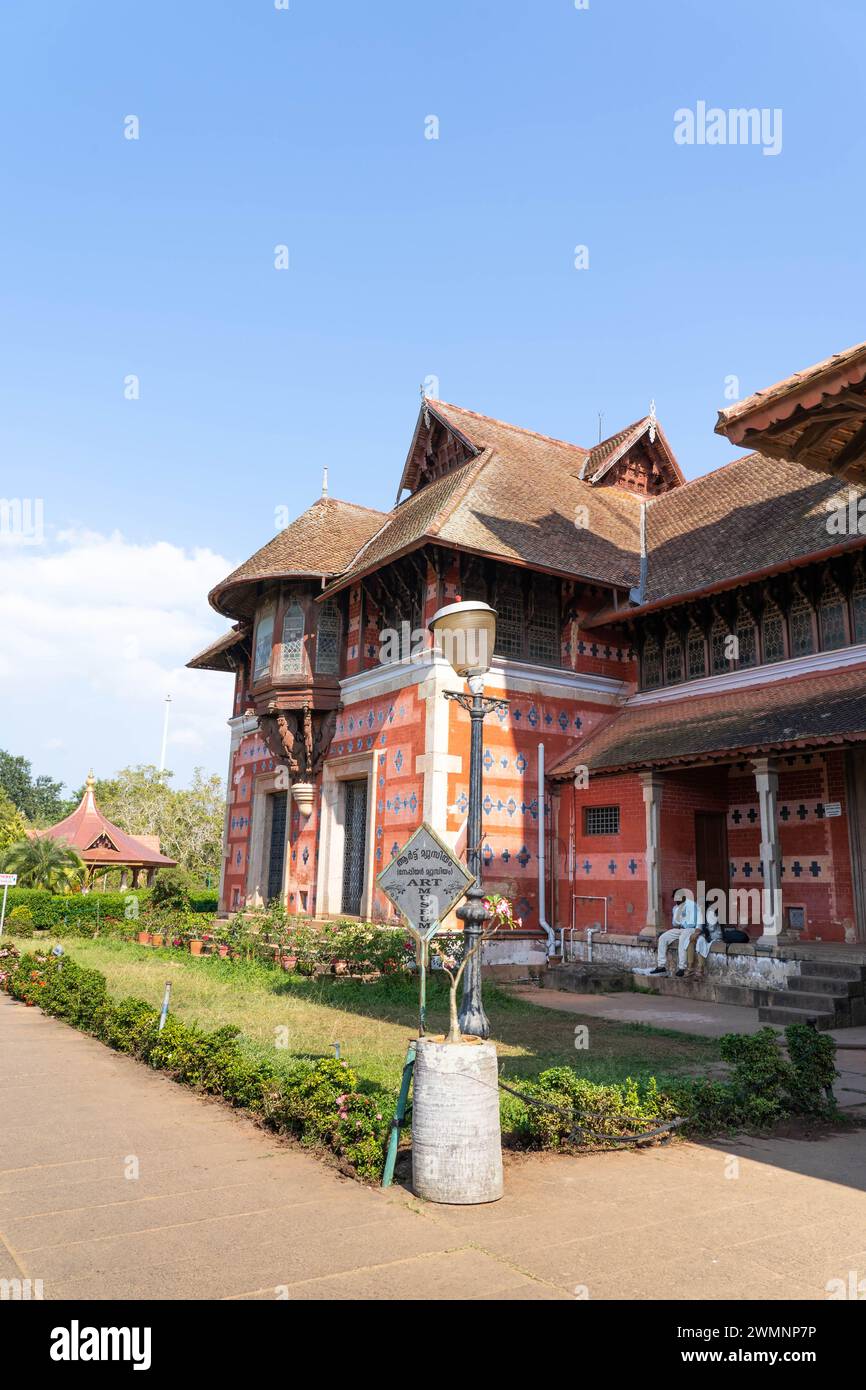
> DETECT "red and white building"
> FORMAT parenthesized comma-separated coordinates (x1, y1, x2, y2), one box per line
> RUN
(189, 340, 866, 988)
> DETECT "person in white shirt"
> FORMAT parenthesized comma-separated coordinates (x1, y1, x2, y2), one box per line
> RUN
(649, 895, 704, 977)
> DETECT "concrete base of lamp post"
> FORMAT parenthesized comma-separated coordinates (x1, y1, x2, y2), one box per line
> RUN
(411, 1037, 503, 1205)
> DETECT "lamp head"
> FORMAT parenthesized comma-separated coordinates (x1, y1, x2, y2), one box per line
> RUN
(429, 600, 496, 678)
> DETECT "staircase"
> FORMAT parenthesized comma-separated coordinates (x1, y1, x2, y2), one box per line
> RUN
(758, 961, 866, 1030)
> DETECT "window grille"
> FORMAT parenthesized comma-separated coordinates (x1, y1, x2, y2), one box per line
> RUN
(761, 604, 785, 664)
(686, 629, 706, 680)
(527, 579, 559, 665)
(789, 595, 815, 657)
(315, 600, 340, 674)
(280, 602, 305, 674)
(663, 632, 683, 684)
(819, 579, 847, 651)
(853, 573, 866, 644)
(642, 638, 662, 688)
(584, 805, 620, 836)
(710, 619, 729, 674)
(735, 608, 758, 668)
(494, 576, 524, 659)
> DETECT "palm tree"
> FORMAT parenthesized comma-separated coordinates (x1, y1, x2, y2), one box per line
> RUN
(0, 836, 85, 891)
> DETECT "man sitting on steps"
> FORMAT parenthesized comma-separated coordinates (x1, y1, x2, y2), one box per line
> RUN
(649, 894, 704, 978)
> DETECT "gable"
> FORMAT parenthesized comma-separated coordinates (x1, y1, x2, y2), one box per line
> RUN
(397, 402, 479, 499)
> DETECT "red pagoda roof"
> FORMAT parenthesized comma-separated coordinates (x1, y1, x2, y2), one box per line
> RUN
(38, 773, 176, 868)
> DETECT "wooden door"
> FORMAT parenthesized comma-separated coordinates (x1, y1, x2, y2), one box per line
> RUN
(695, 811, 728, 901)
(341, 779, 368, 916)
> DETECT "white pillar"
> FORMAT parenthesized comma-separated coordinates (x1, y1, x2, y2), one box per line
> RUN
(753, 756, 783, 948)
(639, 772, 665, 939)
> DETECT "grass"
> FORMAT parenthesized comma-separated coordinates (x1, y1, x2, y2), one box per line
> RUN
(10, 936, 720, 1098)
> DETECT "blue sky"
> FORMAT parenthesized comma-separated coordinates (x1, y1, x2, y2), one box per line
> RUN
(2, 0, 865, 790)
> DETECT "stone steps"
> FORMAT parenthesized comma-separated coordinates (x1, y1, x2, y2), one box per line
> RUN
(759, 1005, 837, 1030)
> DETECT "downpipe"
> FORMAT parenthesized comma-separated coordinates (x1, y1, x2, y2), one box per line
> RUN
(537, 743, 556, 956)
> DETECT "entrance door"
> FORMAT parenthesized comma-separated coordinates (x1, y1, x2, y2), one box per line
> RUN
(695, 811, 728, 906)
(846, 749, 866, 942)
(341, 778, 368, 916)
(266, 791, 288, 903)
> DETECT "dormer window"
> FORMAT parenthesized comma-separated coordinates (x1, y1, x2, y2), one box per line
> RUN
(819, 577, 847, 651)
(253, 613, 274, 682)
(789, 594, 816, 657)
(280, 602, 305, 675)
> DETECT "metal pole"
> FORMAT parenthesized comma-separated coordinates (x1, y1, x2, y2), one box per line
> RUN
(382, 1040, 416, 1187)
(456, 686, 491, 1038)
(158, 981, 172, 1031)
(159, 695, 172, 774)
(0, 883, 8, 936)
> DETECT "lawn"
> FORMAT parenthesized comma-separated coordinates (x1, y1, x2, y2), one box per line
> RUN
(11, 936, 720, 1097)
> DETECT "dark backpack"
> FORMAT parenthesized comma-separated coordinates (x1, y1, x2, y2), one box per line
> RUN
(721, 928, 750, 945)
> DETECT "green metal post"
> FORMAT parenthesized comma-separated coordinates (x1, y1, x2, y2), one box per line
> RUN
(382, 1039, 416, 1188)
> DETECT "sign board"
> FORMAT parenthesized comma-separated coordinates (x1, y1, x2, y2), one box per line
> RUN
(376, 822, 473, 941)
(0, 874, 17, 887)
(824, 803, 842, 819)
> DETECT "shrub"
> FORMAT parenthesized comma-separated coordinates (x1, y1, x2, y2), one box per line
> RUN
(6, 905, 34, 936)
(2, 950, 391, 1181)
(150, 867, 195, 914)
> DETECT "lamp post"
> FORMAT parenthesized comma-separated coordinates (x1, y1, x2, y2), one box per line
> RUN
(428, 600, 508, 1038)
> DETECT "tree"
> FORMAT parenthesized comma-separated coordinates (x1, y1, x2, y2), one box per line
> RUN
(0, 750, 70, 824)
(1, 836, 84, 891)
(81, 765, 224, 883)
(0, 789, 28, 850)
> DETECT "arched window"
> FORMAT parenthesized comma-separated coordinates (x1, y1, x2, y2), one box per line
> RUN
(819, 576, 847, 651)
(663, 631, 683, 685)
(735, 604, 758, 669)
(279, 601, 305, 675)
(253, 613, 274, 682)
(788, 594, 815, 657)
(710, 618, 729, 675)
(641, 637, 662, 689)
(315, 600, 340, 674)
(761, 602, 786, 664)
(852, 571, 866, 645)
(686, 627, 706, 680)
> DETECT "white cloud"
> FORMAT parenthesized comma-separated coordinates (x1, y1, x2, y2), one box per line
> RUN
(0, 529, 237, 793)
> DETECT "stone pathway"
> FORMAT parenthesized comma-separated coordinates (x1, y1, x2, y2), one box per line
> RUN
(3, 993, 866, 1301)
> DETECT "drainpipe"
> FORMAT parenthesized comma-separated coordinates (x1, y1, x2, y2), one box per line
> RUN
(537, 743, 556, 955)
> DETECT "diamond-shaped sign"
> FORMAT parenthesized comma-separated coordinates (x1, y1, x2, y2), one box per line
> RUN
(376, 822, 473, 940)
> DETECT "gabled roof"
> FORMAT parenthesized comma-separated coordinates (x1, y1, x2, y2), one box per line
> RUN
(38, 774, 176, 868)
(322, 399, 647, 596)
(548, 664, 866, 776)
(209, 496, 388, 619)
(580, 416, 684, 489)
(716, 339, 866, 482)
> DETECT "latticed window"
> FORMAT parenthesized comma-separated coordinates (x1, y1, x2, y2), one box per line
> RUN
(761, 603, 785, 664)
(642, 637, 662, 689)
(853, 573, 866, 644)
(279, 602, 305, 674)
(663, 632, 683, 684)
(686, 628, 706, 680)
(789, 595, 815, 657)
(819, 579, 847, 651)
(710, 619, 729, 675)
(253, 613, 274, 681)
(584, 805, 620, 836)
(315, 600, 340, 674)
(527, 578, 559, 665)
(735, 607, 758, 668)
(494, 576, 524, 659)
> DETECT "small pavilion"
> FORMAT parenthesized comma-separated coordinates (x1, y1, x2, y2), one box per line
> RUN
(39, 772, 176, 888)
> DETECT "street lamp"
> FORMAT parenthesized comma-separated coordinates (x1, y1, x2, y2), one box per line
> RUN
(429, 600, 508, 1038)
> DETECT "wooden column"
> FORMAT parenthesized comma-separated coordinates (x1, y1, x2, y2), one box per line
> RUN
(753, 756, 783, 947)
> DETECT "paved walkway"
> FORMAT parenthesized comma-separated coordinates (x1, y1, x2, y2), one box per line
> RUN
(3, 993, 866, 1301)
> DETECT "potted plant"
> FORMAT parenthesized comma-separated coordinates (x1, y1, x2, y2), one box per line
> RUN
(137, 930, 152, 945)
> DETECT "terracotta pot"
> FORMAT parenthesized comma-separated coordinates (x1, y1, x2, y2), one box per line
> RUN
(189, 940, 203, 956)
(280, 954, 297, 971)
(217, 944, 229, 957)
(332, 959, 348, 976)
(137, 931, 152, 945)
(150, 934, 165, 948)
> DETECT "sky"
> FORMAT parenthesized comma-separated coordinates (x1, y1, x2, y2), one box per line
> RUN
(2, 0, 865, 795)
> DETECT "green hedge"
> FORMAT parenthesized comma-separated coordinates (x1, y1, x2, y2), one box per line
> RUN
(1, 886, 218, 933)
(2, 948, 390, 1180)
(0, 947, 840, 1181)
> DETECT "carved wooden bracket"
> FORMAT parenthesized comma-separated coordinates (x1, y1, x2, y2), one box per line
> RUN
(260, 704, 340, 779)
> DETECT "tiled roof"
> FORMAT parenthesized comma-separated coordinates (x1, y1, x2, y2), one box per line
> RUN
(642, 451, 863, 606)
(717, 339, 866, 435)
(187, 628, 246, 672)
(210, 497, 388, 618)
(549, 665, 866, 776)
(325, 402, 644, 594)
(38, 777, 176, 866)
